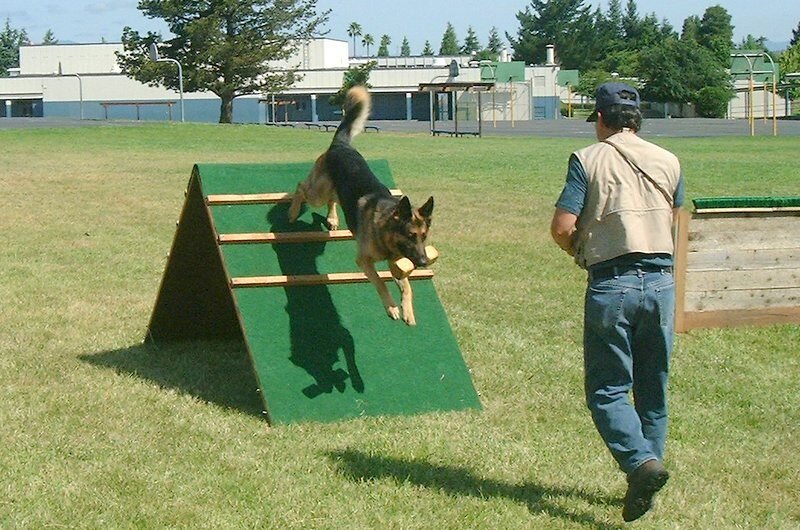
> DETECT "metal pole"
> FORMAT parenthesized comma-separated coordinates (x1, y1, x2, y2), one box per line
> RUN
(169, 59, 185, 122)
(758, 52, 779, 136)
(492, 89, 496, 128)
(749, 74, 754, 136)
(73, 74, 83, 120)
(149, 44, 185, 122)
(59, 63, 83, 120)
(773, 79, 778, 136)
(429, 90, 434, 135)
(568, 83, 572, 118)
(510, 78, 515, 128)
(453, 90, 458, 135)
(477, 90, 482, 138)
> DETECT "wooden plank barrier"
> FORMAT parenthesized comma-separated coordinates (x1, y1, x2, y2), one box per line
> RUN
(231, 269, 434, 288)
(212, 187, 433, 289)
(218, 230, 354, 244)
(207, 188, 403, 205)
(674, 206, 800, 331)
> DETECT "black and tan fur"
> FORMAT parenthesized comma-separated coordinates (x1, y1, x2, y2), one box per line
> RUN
(288, 86, 434, 325)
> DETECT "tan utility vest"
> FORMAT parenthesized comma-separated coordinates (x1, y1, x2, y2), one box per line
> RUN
(572, 130, 681, 269)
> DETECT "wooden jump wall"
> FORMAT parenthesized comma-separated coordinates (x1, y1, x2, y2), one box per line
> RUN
(674, 207, 800, 331)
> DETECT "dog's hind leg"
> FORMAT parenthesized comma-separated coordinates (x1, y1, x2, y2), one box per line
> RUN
(357, 257, 401, 321)
(325, 198, 339, 231)
(288, 180, 308, 224)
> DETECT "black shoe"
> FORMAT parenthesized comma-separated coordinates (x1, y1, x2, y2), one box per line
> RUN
(622, 459, 669, 522)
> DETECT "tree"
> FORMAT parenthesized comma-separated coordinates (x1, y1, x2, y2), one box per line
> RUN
(377, 34, 391, 57)
(42, 29, 57, 45)
(780, 42, 800, 76)
(361, 34, 374, 56)
(507, 0, 594, 69)
(639, 39, 693, 111)
(422, 40, 434, 56)
(117, 0, 329, 124)
(697, 5, 733, 65)
(400, 37, 411, 57)
(347, 22, 362, 56)
(637, 13, 669, 48)
(639, 37, 732, 117)
(681, 15, 700, 42)
(439, 22, 459, 55)
(737, 34, 767, 51)
(779, 43, 800, 100)
(0, 18, 28, 77)
(792, 21, 800, 47)
(329, 61, 375, 107)
(461, 26, 480, 55)
(475, 27, 504, 61)
(590, 4, 623, 59)
(605, 0, 624, 43)
(597, 48, 640, 78)
(622, 0, 640, 42)
(486, 27, 503, 54)
(575, 68, 616, 98)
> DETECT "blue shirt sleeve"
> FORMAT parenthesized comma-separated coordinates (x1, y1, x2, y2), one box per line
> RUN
(555, 154, 587, 215)
(673, 174, 685, 208)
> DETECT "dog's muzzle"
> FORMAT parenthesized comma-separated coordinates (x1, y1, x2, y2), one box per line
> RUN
(412, 255, 428, 268)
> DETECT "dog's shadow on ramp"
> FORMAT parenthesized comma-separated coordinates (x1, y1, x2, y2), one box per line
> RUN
(80, 339, 264, 417)
(328, 449, 624, 530)
(267, 204, 364, 398)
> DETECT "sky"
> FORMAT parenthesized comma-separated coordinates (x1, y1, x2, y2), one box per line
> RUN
(3, 0, 799, 53)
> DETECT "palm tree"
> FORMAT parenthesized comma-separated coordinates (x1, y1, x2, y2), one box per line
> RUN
(347, 22, 362, 56)
(377, 34, 391, 57)
(362, 34, 374, 56)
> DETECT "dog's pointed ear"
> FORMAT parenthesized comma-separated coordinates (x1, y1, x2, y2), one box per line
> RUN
(393, 196, 413, 221)
(418, 196, 434, 218)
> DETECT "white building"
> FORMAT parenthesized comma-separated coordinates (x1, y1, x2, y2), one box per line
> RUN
(0, 39, 564, 123)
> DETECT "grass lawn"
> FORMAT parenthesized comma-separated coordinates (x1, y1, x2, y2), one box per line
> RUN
(0, 122, 798, 529)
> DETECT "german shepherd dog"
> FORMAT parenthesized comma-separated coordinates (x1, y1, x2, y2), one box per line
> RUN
(288, 86, 434, 326)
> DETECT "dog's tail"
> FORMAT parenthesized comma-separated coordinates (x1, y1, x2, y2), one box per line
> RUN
(332, 85, 371, 146)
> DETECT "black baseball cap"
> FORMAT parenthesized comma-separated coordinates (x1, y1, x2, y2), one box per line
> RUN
(587, 82, 640, 122)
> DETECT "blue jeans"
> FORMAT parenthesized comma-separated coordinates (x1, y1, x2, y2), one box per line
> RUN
(583, 268, 675, 474)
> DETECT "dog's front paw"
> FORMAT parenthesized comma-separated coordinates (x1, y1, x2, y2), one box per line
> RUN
(402, 311, 416, 326)
(386, 305, 401, 320)
(327, 217, 339, 230)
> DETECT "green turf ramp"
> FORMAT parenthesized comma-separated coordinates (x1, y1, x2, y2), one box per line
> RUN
(147, 161, 481, 424)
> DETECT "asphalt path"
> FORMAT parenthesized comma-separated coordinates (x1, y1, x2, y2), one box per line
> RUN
(370, 117, 800, 138)
(2, 116, 799, 138)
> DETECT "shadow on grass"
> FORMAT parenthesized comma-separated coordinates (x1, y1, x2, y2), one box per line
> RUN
(328, 449, 624, 530)
(80, 339, 264, 417)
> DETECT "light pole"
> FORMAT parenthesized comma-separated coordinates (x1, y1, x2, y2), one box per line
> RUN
(149, 43, 184, 122)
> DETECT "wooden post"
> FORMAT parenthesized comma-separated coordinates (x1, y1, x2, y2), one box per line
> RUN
(673, 209, 691, 333)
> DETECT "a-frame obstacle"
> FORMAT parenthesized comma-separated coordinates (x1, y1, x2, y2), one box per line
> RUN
(146, 161, 481, 424)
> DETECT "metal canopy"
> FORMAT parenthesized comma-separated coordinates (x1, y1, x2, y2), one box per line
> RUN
(418, 81, 495, 93)
(419, 82, 495, 137)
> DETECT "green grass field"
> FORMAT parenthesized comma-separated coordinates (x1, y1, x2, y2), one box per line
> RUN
(1, 122, 798, 529)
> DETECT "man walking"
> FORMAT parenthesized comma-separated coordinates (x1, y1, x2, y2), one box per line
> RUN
(550, 82, 685, 522)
